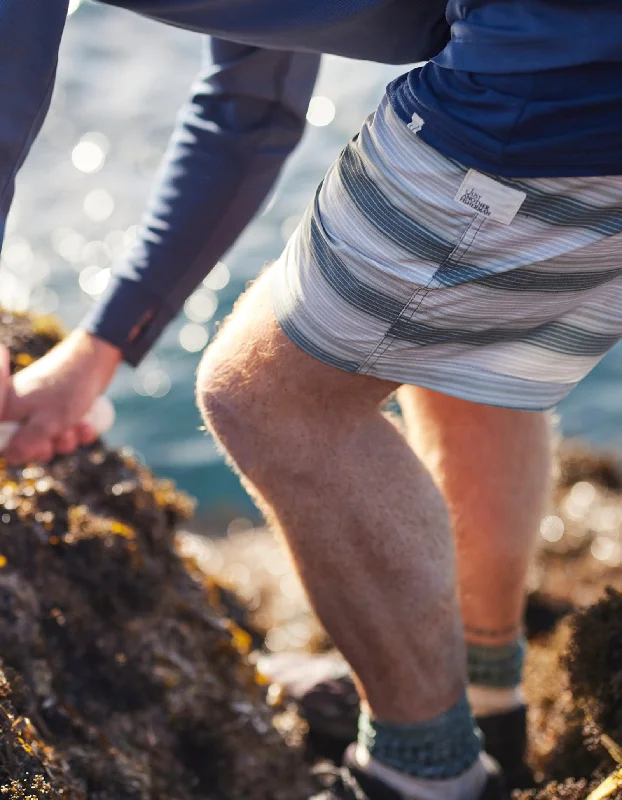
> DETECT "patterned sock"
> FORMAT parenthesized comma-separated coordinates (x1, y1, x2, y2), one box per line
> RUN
(467, 637, 526, 717)
(357, 692, 482, 779)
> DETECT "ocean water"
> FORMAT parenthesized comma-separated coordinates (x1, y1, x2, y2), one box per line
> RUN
(6, 1, 622, 525)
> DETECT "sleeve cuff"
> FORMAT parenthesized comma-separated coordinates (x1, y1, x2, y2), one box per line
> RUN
(78, 276, 177, 367)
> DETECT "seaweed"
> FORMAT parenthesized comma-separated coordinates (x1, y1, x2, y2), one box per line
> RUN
(0, 311, 311, 799)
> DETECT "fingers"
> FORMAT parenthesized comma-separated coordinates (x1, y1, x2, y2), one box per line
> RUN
(1, 404, 101, 465)
(76, 422, 98, 447)
(3, 421, 98, 465)
(3, 415, 89, 465)
(3, 414, 59, 465)
(53, 429, 79, 455)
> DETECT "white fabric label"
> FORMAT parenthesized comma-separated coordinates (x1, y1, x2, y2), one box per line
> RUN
(454, 169, 526, 225)
(407, 112, 425, 133)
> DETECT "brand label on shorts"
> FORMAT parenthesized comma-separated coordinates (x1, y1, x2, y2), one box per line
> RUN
(454, 170, 526, 225)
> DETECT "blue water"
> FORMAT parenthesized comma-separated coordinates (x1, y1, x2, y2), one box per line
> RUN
(8, 1, 622, 525)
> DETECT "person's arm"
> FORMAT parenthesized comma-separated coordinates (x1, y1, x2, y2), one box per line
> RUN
(0, 0, 68, 236)
(2, 37, 320, 464)
(80, 38, 321, 365)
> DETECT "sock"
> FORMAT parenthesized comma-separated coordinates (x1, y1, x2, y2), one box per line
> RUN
(354, 749, 488, 800)
(357, 692, 482, 781)
(467, 637, 526, 718)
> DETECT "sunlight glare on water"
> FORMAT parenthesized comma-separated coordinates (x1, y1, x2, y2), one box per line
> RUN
(184, 289, 218, 324)
(540, 515, 565, 543)
(67, 0, 83, 16)
(306, 96, 336, 127)
(179, 323, 209, 352)
(79, 266, 111, 297)
(203, 262, 230, 291)
(133, 369, 172, 399)
(84, 189, 115, 222)
(72, 135, 107, 174)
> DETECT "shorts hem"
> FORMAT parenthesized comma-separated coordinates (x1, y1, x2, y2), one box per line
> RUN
(275, 304, 563, 412)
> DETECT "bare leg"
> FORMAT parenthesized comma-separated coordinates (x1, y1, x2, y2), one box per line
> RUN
(197, 272, 465, 724)
(397, 387, 552, 649)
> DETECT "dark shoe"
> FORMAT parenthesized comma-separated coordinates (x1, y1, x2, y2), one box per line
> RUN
(312, 762, 403, 800)
(477, 706, 535, 790)
(311, 747, 509, 799)
(261, 653, 533, 788)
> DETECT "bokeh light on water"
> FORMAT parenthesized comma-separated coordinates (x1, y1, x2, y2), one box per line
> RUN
(179, 323, 209, 353)
(133, 366, 171, 399)
(72, 133, 108, 174)
(203, 262, 230, 291)
(184, 288, 218, 324)
(79, 265, 111, 297)
(540, 515, 565, 543)
(83, 189, 115, 222)
(306, 96, 336, 127)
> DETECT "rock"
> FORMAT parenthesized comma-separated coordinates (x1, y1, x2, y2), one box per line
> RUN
(0, 311, 311, 799)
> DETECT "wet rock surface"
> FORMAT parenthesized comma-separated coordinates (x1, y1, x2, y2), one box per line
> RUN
(0, 312, 311, 799)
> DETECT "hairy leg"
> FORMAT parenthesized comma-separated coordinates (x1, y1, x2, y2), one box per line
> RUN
(197, 272, 465, 723)
(397, 386, 552, 647)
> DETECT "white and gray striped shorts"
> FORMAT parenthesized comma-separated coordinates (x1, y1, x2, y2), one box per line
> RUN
(271, 95, 622, 411)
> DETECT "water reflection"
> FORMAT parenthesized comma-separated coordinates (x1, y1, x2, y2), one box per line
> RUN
(203, 261, 230, 291)
(306, 96, 336, 127)
(184, 288, 218, 324)
(540, 515, 565, 543)
(52, 228, 87, 263)
(79, 265, 111, 296)
(133, 368, 171, 398)
(179, 323, 209, 352)
(72, 134, 107, 173)
(83, 189, 115, 222)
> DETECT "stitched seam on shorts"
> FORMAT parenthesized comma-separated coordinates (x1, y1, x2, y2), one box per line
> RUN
(358, 215, 483, 373)
(393, 216, 485, 338)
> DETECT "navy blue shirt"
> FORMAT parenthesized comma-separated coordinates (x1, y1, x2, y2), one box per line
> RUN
(389, 0, 622, 177)
(388, 62, 622, 177)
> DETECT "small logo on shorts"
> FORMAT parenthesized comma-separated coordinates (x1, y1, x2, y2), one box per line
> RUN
(407, 113, 425, 134)
(457, 188, 491, 217)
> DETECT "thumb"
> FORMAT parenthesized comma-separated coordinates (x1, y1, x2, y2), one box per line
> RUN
(0, 347, 20, 453)
(0, 345, 11, 420)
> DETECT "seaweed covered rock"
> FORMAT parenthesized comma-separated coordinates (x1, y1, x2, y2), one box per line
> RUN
(517, 589, 622, 800)
(0, 311, 311, 799)
(565, 588, 622, 746)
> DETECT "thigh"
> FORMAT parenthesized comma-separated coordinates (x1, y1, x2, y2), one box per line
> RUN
(397, 385, 551, 480)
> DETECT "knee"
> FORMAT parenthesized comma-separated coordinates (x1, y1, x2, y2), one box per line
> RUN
(196, 346, 330, 484)
(196, 346, 294, 480)
(196, 351, 255, 460)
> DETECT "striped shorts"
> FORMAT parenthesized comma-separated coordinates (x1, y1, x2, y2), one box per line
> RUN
(271, 95, 622, 411)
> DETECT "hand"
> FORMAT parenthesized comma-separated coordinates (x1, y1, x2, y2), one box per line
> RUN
(1, 330, 122, 465)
